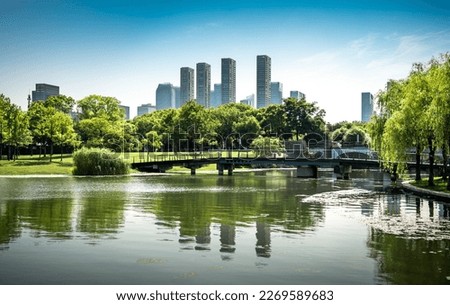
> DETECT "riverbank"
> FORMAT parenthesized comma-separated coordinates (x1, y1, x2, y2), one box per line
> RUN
(0, 156, 74, 175)
(402, 179, 450, 202)
(0, 156, 221, 176)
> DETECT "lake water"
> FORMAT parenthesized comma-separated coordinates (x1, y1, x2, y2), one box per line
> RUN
(0, 170, 449, 284)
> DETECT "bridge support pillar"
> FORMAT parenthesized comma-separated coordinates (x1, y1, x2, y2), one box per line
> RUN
(228, 167, 233, 176)
(190, 168, 196, 175)
(334, 165, 352, 180)
(296, 166, 318, 178)
(217, 164, 224, 176)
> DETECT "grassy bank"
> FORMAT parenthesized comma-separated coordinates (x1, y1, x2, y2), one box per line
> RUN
(0, 152, 218, 175)
(411, 178, 450, 194)
(0, 155, 74, 175)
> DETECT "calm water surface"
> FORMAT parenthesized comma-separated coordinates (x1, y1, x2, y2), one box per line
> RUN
(0, 170, 449, 284)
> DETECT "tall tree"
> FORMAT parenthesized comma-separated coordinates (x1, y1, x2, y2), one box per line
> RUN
(76, 95, 130, 151)
(284, 97, 325, 140)
(4, 104, 32, 160)
(428, 53, 450, 189)
(0, 94, 10, 160)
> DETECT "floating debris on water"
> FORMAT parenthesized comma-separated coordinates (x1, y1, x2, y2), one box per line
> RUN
(174, 272, 197, 279)
(136, 258, 165, 265)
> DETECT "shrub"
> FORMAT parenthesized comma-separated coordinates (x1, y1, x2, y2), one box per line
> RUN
(72, 147, 129, 175)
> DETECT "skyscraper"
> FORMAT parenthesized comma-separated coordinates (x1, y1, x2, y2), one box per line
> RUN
(196, 63, 211, 108)
(180, 67, 194, 106)
(156, 83, 175, 110)
(361, 92, 374, 122)
(221, 58, 236, 104)
(256, 55, 271, 108)
(270, 82, 283, 104)
(211, 84, 222, 108)
(31, 83, 59, 102)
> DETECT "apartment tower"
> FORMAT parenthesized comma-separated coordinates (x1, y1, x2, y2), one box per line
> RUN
(180, 67, 194, 106)
(256, 55, 271, 109)
(221, 58, 236, 104)
(196, 63, 211, 108)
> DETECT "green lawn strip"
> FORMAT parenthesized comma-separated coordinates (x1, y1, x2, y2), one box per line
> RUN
(0, 159, 73, 175)
(410, 178, 450, 194)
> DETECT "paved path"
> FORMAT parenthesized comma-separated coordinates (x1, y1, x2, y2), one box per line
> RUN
(402, 180, 450, 202)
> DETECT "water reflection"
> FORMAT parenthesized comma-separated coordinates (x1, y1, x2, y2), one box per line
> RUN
(368, 228, 450, 284)
(1, 172, 450, 284)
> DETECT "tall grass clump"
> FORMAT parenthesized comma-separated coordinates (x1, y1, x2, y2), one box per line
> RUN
(72, 147, 129, 175)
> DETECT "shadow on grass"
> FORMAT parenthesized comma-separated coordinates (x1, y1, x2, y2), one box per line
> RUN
(11, 161, 53, 166)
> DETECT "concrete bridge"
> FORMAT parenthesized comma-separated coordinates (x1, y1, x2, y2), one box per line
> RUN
(130, 149, 380, 179)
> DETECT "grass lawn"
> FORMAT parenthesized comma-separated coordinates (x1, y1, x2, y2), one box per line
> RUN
(0, 154, 74, 175)
(411, 178, 450, 194)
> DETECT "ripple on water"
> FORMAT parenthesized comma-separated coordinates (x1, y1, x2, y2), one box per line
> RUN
(302, 189, 450, 240)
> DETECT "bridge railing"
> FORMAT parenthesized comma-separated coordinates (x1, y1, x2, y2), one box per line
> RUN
(132, 148, 381, 164)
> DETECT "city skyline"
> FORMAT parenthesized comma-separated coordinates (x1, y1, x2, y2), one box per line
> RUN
(1, 1, 450, 121)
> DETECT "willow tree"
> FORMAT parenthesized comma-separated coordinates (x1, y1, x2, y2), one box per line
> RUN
(428, 53, 450, 189)
(401, 64, 433, 183)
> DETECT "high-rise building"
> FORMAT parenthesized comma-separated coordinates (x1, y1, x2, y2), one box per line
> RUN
(221, 58, 236, 104)
(211, 84, 222, 108)
(361, 92, 374, 122)
(119, 105, 130, 120)
(156, 83, 176, 110)
(137, 103, 156, 116)
(270, 82, 283, 105)
(180, 67, 194, 105)
(256, 55, 271, 108)
(31, 83, 59, 102)
(290, 91, 305, 100)
(174, 86, 181, 108)
(196, 63, 211, 108)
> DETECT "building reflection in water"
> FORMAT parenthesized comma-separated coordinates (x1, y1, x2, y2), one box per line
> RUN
(255, 221, 271, 258)
(220, 224, 236, 261)
(195, 224, 211, 251)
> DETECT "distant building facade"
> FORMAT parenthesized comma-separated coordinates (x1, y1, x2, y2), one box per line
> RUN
(180, 67, 194, 105)
(270, 82, 283, 104)
(31, 83, 59, 102)
(240, 94, 255, 108)
(221, 58, 236, 104)
(174, 86, 181, 108)
(196, 62, 211, 108)
(156, 83, 176, 110)
(137, 103, 156, 116)
(361, 92, 374, 122)
(290, 91, 305, 100)
(119, 105, 130, 120)
(256, 55, 271, 108)
(211, 84, 222, 108)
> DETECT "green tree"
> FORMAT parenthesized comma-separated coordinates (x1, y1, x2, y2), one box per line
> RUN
(212, 103, 256, 149)
(0, 94, 10, 160)
(49, 112, 79, 161)
(284, 97, 325, 140)
(256, 104, 288, 138)
(4, 104, 32, 160)
(428, 53, 450, 189)
(76, 95, 131, 152)
(43, 95, 75, 114)
(250, 136, 283, 158)
(177, 100, 216, 152)
(77, 95, 124, 121)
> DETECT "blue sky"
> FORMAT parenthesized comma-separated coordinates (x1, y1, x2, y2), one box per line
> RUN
(1, 0, 449, 121)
